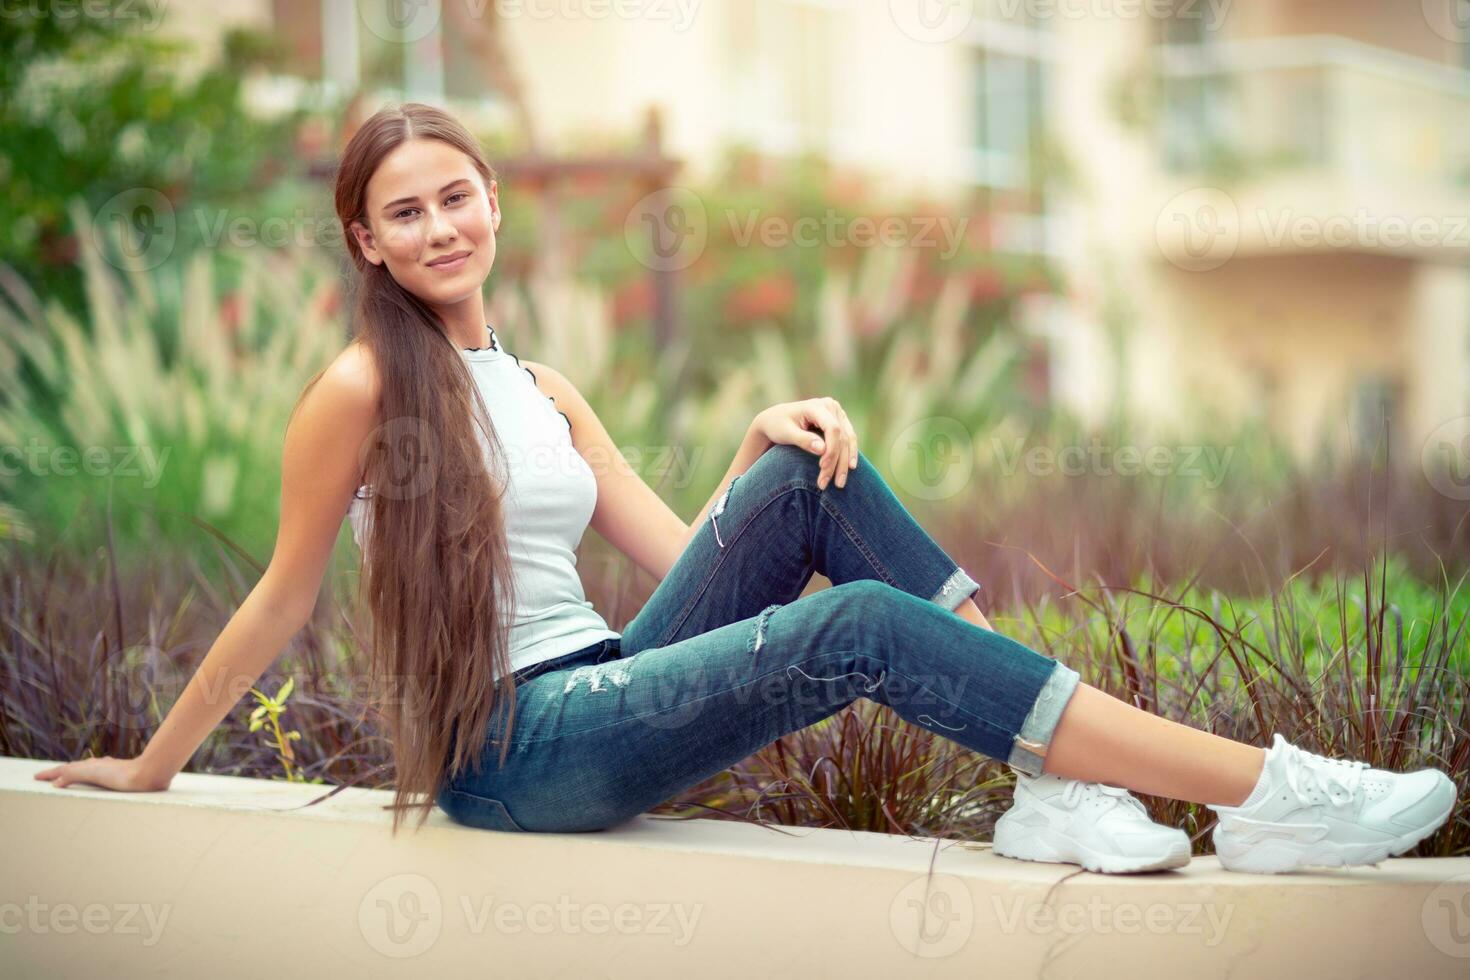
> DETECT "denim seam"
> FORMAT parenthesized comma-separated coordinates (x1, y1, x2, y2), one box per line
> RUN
(817, 492, 903, 590)
(502, 648, 1015, 748)
(663, 476, 906, 646)
(654, 478, 815, 650)
(442, 787, 529, 832)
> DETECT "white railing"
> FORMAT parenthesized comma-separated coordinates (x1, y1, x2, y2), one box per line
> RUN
(1156, 34, 1470, 188)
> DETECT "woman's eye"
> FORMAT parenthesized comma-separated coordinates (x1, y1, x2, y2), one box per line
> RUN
(446, 192, 468, 205)
(394, 208, 420, 220)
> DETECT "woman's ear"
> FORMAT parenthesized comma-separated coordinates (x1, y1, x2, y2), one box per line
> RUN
(350, 219, 384, 266)
(487, 179, 500, 233)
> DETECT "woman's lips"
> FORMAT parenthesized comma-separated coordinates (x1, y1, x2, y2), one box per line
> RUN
(426, 251, 470, 272)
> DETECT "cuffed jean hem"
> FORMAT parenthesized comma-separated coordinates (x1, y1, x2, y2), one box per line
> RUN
(930, 565, 981, 612)
(1004, 660, 1082, 777)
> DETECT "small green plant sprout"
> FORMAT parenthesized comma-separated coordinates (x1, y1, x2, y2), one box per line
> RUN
(248, 677, 310, 783)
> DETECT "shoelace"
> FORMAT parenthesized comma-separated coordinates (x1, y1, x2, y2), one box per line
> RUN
(1060, 779, 1149, 817)
(1279, 739, 1369, 808)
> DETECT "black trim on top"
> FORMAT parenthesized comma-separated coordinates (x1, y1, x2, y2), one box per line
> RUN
(462, 325, 500, 352)
(507, 350, 575, 438)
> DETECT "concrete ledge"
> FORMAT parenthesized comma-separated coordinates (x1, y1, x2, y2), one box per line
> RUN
(5, 756, 1469, 978)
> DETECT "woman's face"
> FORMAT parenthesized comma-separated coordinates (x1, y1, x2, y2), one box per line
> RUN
(350, 138, 499, 309)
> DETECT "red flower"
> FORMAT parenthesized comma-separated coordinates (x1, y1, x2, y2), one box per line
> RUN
(724, 272, 796, 322)
(613, 278, 654, 325)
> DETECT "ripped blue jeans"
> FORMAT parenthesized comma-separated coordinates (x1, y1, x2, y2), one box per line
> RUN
(437, 442, 1082, 833)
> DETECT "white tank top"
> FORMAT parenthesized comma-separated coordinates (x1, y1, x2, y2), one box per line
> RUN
(346, 325, 621, 680)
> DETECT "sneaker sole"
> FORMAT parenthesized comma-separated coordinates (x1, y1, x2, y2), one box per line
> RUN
(993, 824, 1192, 874)
(1213, 793, 1457, 874)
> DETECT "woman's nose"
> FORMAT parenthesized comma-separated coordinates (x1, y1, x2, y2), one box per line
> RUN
(426, 207, 457, 244)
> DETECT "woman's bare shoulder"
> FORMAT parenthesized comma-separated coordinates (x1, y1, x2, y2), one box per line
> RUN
(290, 341, 383, 470)
(330, 338, 384, 404)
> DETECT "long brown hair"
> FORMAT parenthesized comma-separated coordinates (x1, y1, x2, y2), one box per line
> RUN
(304, 102, 522, 835)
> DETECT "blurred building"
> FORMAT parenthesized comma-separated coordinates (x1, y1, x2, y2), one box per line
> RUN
(173, 0, 1470, 464)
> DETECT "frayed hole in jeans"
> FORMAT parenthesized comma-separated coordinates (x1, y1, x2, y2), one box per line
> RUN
(709, 475, 740, 549)
(748, 602, 783, 654)
(562, 662, 634, 694)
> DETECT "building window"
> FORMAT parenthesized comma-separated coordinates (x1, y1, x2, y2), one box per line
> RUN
(725, 0, 844, 155)
(266, 0, 499, 107)
(972, 48, 1044, 189)
(1156, 2, 1232, 173)
(1349, 374, 1400, 448)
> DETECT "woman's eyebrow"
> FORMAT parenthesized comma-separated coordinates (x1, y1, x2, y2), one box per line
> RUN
(381, 178, 473, 212)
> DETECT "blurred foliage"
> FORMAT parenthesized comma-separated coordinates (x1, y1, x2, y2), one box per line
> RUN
(659, 551, 1468, 852)
(1011, 553, 1470, 684)
(0, 4, 305, 313)
(0, 1, 1463, 854)
(0, 209, 345, 567)
(491, 144, 1060, 395)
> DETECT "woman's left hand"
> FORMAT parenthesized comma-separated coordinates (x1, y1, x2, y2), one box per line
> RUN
(754, 398, 860, 490)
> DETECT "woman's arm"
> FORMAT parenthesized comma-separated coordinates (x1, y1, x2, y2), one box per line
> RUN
(682, 422, 772, 547)
(37, 345, 383, 791)
(140, 347, 383, 784)
(520, 360, 772, 582)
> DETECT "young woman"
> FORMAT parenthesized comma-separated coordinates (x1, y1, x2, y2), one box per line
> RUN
(37, 104, 1457, 876)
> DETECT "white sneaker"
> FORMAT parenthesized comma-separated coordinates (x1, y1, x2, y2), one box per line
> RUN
(992, 768, 1192, 873)
(1207, 733, 1458, 874)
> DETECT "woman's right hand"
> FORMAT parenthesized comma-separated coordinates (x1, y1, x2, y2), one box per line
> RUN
(34, 755, 173, 792)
